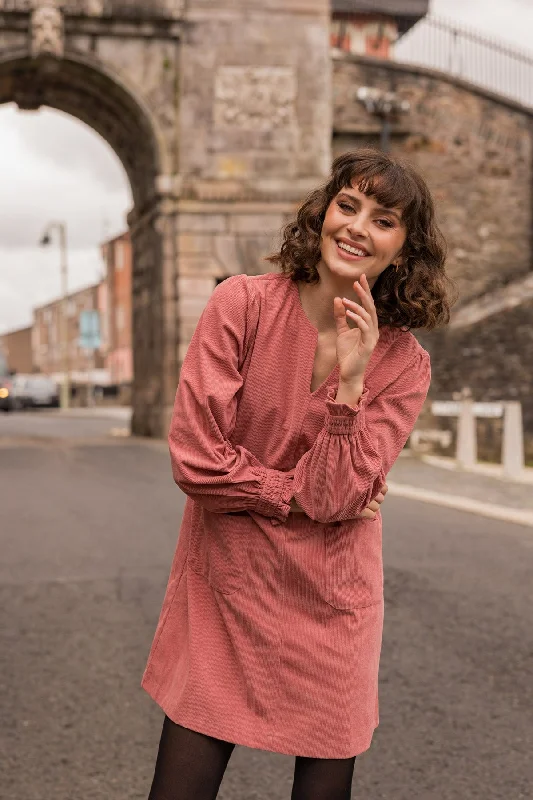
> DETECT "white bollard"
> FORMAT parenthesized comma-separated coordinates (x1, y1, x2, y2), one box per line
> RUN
(502, 402, 525, 480)
(456, 399, 477, 469)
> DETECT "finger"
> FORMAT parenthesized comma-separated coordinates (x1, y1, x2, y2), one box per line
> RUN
(341, 297, 373, 325)
(355, 276, 379, 328)
(359, 508, 377, 520)
(333, 296, 356, 335)
(381, 482, 388, 495)
(345, 310, 371, 344)
(374, 492, 385, 504)
(367, 500, 380, 512)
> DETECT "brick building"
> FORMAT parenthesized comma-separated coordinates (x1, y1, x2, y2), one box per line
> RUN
(0, 325, 33, 374)
(32, 283, 105, 385)
(101, 231, 132, 387)
(331, 0, 429, 59)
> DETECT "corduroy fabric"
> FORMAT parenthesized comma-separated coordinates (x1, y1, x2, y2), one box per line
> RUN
(142, 272, 431, 759)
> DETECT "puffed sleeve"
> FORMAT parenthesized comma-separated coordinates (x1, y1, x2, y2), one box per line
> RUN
(291, 349, 431, 524)
(168, 274, 294, 522)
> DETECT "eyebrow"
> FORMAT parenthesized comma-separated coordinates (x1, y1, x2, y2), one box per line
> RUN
(337, 192, 403, 222)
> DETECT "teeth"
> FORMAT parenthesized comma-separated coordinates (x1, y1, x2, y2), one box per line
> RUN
(338, 241, 367, 257)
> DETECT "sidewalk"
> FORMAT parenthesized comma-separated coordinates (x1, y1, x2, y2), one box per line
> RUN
(388, 452, 533, 527)
(43, 406, 132, 421)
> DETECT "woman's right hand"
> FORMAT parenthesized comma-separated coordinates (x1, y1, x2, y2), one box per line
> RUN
(289, 482, 388, 520)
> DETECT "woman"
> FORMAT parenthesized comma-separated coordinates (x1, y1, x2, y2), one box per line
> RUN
(142, 149, 455, 799)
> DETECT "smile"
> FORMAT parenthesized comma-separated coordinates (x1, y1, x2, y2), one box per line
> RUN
(336, 241, 369, 259)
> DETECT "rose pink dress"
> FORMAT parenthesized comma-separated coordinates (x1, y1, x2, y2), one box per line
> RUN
(142, 271, 431, 758)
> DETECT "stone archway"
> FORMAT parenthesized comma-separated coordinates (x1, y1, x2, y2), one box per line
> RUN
(0, 44, 177, 436)
(0, 0, 332, 438)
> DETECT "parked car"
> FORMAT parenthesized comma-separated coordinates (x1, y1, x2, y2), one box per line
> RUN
(17, 375, 60, 409)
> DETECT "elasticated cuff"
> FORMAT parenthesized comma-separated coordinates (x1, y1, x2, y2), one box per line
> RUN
(324, 384, 369, 434)
(255, 468, 294, 522)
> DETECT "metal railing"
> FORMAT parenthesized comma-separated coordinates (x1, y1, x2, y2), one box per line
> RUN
(395, 14, 533, 109)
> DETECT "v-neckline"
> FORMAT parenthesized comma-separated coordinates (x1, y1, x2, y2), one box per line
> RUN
(289, 278, 340, 398)
(287, 276, 392, 399)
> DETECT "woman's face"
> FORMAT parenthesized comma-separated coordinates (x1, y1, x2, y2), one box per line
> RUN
(319, 183, 407, 289)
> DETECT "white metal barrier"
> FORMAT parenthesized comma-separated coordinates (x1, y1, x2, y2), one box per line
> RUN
(413, 398, 525, 479)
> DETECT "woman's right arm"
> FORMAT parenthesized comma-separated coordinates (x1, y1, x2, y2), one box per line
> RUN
(169, 274, 294, 524)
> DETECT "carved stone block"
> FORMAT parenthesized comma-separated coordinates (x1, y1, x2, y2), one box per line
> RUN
(30, 4, 64, 59)
(214, 66, 297, 136)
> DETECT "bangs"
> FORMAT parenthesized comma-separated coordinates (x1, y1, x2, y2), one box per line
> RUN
(333, 156, 423, 221)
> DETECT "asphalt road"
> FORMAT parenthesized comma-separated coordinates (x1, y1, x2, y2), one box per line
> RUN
(0, 407, 129, 442)
(1, 413, 532, 799)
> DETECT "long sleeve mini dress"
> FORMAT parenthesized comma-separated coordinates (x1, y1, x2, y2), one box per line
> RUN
(142, 270, 431, 759)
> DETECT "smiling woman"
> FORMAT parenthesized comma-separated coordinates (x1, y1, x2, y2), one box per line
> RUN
(142, 148, 458, 798)
(268, 148, 457, 331)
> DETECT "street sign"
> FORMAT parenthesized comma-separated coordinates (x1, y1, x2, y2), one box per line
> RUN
(79, 310, 101, 350)
(432, 401, 504, 418)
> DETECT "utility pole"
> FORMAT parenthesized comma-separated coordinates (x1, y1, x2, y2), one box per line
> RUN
(40, 222, 70, 410)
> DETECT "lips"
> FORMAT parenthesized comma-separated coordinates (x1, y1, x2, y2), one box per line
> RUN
(335, 239, 371, 258)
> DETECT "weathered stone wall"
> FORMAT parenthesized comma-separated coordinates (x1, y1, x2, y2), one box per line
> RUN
(333, 53, 533, 460)
(333, 53, 533, 308)
(171, 0, 332, 433)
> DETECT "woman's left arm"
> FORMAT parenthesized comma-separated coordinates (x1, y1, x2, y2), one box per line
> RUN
(290, 349, 431, 524)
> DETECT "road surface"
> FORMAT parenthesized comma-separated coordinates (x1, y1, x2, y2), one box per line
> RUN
(1, 411, 531, 799)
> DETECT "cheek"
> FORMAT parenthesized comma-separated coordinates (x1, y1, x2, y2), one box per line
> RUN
(380, 230, 405, 258)
(321, 206, 340, 237)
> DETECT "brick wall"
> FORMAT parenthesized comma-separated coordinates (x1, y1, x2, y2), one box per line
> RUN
(0, 326, 32, 374)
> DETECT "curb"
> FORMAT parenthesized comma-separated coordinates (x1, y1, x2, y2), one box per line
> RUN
(387, 482, 533, 528)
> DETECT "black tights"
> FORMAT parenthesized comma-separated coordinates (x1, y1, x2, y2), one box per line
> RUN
(148, 716, 356, 800)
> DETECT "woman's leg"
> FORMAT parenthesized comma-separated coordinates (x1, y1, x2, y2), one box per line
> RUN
(148, 715, 236, 800)
(291, 754, 356, 800)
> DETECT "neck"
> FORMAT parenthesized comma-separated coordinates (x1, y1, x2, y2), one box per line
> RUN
(298, 265, 372, 335)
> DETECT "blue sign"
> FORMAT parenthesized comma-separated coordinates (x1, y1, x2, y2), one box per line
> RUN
(79, 310, 101, 350)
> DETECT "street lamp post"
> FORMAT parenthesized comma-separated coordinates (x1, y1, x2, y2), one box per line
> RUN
(355, 87, 410, 152)
(40, 222, 70, 410)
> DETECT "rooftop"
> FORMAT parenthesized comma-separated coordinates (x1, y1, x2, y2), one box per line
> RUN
(332, 0, 429, 34)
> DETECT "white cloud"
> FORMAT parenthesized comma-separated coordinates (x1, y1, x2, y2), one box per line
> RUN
(0, 105, 131, 334)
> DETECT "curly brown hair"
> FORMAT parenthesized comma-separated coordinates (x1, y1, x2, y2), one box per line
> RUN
(267, 149, 457, 331)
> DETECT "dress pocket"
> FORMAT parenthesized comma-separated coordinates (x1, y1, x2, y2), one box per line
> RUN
(324, 515, 384, 611)
(187, 504, 247, 594)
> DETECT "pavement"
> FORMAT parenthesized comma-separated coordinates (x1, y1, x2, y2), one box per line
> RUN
(388, 452, 533, 528)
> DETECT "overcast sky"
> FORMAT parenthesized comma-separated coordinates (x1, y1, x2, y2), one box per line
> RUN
(1, 0, 533, 334)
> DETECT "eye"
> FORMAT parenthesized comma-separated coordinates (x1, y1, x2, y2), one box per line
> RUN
(337, 201, 354, 212)
(376, 218, 395, 228)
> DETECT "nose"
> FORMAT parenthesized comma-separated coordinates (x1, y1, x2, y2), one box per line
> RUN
(346, 212, 370, 239)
